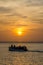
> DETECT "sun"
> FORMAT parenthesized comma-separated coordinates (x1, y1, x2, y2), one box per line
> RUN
(17, 28, 23, 36)
(18, 31, 22, 36)
(13, 27, 25, 36)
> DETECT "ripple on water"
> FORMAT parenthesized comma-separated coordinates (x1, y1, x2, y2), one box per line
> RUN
(0, 52, 43, 65)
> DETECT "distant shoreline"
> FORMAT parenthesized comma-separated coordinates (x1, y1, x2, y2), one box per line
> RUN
(0, 42, 43, 43)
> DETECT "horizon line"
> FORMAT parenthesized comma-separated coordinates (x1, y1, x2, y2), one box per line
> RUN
(0, 41, 43, 43)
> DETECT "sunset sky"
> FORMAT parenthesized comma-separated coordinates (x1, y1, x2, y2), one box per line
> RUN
(0, 0, 43, 42)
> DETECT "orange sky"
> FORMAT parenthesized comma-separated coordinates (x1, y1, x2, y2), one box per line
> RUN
(0, 0, 43, 42)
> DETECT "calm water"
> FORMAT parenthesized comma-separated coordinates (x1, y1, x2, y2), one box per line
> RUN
(0, 43, 43, 65)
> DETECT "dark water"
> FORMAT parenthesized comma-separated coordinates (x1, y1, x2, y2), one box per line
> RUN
(0, 43, 43, 65)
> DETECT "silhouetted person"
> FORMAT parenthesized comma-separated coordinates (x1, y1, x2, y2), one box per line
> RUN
(11, 44, 13, 48)
(14, 45, 15, 48)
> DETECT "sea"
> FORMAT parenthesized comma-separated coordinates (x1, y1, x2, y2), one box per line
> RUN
(0, 43, 43, 65)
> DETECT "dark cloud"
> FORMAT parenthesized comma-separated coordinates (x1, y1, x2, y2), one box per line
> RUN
(15, 24, 28, 26)
(0, 0, 14, 1)
(0, 21, 9, 25)
(31, 12, 43, 24)
(29, 29, 43, 31)
(32, 19, 43, 24)
(30, 9, 43, 24)
(0, 20, 28, 27)
(0, 0, 20, 1)
(26, 0, 43, 6)
(6, 13, 28, 19)
(0, 6, 11, 13)
(22, 16, 28, 18)
(0, 20, 16, 25)
(0, 0, 18, 2)
(0, 0, 7, 2)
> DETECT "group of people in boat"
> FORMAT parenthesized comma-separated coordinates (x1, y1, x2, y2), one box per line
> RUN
(9, 44, 28, 51)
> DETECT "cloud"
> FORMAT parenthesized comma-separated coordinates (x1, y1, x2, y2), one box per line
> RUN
(14, 24, 28, 26)
(0, 20, 16, 25)
(0, 20, 11, 25)
(31, 19, 43, 24)
(0, 0, 43, 7)
(0, 6, 12, 13)
(26, 0, 43, 6)
(6, 13, 28, 19)
(31, 10, 43, 24)
(0, 0, 43, 25)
